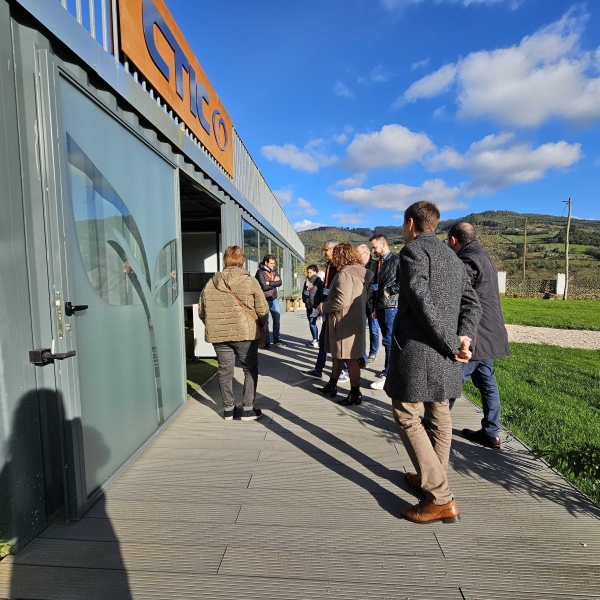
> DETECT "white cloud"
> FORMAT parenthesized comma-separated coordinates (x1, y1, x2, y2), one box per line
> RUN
(344, 124, 435, 171)
(334, 81, 354, 98)
(334, 178, 464, 211)
(333, 133, 349, 144)
(411, 58, 430, 71)
(333, 213, 364, 226)
(273, 186, 293, 206)
(335, 173, 367, 188)
(432, 105, 446, 118)
(398, 63, 458, 106)
(261, 141, 337, 173)
(371, 64, 393, 82)
(399, 8, 600, 127)
(381, 0, 522, 10)
(297, 198, 317, 216)
(425, 132, 583, 196)
(293, 219, 325, 232)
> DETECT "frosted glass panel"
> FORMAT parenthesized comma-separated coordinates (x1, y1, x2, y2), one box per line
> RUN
(61, 79, 185, 495)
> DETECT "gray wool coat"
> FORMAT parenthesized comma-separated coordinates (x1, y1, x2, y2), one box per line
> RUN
(321, 264, 374, 360)
(383, 232, 482, 403)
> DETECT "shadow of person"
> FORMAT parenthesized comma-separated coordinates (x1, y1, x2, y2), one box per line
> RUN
(450, 432, 600, 519)
(2, 389, 133, 599)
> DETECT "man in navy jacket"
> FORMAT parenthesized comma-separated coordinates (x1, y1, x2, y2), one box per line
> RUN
(446, 222, 510, 449)
(256, 254, 286, 349)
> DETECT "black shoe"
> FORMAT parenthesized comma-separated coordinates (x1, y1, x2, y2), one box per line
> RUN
(264, 344, 271, 350)
(462, 428, 501, 449)
(241, 408, 263, 421)
(321, 381, 338, 398)
(302, 369, 323, 379)
(223, 405, 237, 421)
(338, 388, 362, 406)
(358, 357, 367, 369)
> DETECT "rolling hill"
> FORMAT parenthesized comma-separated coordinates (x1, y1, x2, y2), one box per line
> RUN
(297, 211, 600, 279)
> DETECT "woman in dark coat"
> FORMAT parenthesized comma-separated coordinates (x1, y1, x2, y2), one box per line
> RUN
(301, 264, 324, 347)
(317, 243, 373, 405)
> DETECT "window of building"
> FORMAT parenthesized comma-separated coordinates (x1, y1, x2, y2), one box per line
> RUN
(243, 220, 259, 275)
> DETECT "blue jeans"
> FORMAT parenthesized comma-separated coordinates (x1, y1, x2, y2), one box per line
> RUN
(449, 359, 501, 437)
(306, 308, 319, 342)
(376, 307, 397, 377)
(364, 309, 380, 361)
(264, 298, 281, 344)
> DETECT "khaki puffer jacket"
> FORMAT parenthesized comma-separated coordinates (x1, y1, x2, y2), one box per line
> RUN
(198, 267, 270, 343)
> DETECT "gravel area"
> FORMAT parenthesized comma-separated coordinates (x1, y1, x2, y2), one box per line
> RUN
(505, 324, 600, 350)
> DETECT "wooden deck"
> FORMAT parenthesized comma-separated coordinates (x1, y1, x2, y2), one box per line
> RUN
(2, 311, 599, 599)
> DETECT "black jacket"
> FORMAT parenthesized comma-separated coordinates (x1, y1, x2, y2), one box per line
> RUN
(302, 275, 324, 309)
(321, 262, 338, 292)
(364, 258, 378, 312)
(373, 252, 401, 309)
(456, 241, 510, 360)
(256, 264, 282, 301)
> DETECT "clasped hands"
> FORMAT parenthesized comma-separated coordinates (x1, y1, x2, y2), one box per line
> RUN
(455, 336, 472, 363)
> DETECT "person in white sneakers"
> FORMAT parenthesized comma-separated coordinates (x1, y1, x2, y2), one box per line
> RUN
(369, 234, 401, 390)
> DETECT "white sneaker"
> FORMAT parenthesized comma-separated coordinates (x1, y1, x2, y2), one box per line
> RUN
(338, 370, 350, 382)
(311, 340, 319, 348)
(370, 375, 386, 390)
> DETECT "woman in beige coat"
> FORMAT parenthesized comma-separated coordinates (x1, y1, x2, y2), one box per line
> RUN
(318, 243, 373, 405)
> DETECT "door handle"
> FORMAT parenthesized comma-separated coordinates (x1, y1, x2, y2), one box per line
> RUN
(30, 348, 76, 366)
(65, 302, 88, 316)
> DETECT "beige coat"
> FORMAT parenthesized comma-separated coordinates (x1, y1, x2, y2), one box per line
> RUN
(198, 267, 269, 343)
(321, 264, 373, 360)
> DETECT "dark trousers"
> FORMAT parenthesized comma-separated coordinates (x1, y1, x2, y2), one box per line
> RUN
(449, 359, 501, 437)
(306, 307, 319, 341)
(315, 319, 328, 374)
(376, 307, 397, 376)
(264, 298, 281, 344)
(214, 340, 259, 410)
(364, 308, 380, 361)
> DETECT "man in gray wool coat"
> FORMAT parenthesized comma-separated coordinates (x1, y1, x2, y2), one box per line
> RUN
(384, 201, 482, 524)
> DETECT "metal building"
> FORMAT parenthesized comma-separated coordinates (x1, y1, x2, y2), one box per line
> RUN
(0, 0, 304, 551)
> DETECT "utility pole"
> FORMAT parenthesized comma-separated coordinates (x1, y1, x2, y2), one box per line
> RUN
(522, 216, 527, 283)
(563, 198, 572, 300)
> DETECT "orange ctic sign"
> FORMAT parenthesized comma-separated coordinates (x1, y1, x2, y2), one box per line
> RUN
(118, 0, 234, 177)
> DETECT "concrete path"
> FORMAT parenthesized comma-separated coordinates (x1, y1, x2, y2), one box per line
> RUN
(506, 324, 600, 350)
(1, 311, 599, 599)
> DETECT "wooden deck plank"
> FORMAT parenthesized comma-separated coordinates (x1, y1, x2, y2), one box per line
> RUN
(1, 310, 599, 599)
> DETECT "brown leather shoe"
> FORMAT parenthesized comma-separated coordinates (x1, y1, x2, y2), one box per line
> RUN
(462, 428, 501, 449)
(405, 472, 425, 496)
(401, 499, 460, 524)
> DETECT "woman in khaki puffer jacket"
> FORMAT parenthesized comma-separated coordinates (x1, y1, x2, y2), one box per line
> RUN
(198, 246, 269, 421)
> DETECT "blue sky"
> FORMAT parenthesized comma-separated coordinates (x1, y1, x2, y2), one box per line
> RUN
(166, 0, 600, 231)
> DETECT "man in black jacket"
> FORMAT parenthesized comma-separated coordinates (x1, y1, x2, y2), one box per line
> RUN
(256, 254, 286, 349)
(446, 222, 510, 449)
(369, 234, 402, 390)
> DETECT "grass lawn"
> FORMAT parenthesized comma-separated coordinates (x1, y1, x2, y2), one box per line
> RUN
(464, 343, 600, 504)
(501, 298, 600, 330)
(186, 359, 218, 395)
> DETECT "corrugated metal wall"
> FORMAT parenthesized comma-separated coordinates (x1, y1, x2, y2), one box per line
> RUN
(233, 130, 304, 258)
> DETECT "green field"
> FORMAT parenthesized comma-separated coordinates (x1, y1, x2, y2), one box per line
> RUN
(464, 343, 600, 504)
(186, 359, 218, 395)
(501, 298, 600, 330)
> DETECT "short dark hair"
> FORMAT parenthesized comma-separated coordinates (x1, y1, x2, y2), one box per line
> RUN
(307, 264, 318, 273)
(369, 233, 388, 243)
(403, 201, 440, 232)
(448, 222, 476, 245)
(262, 254, 276, 264)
